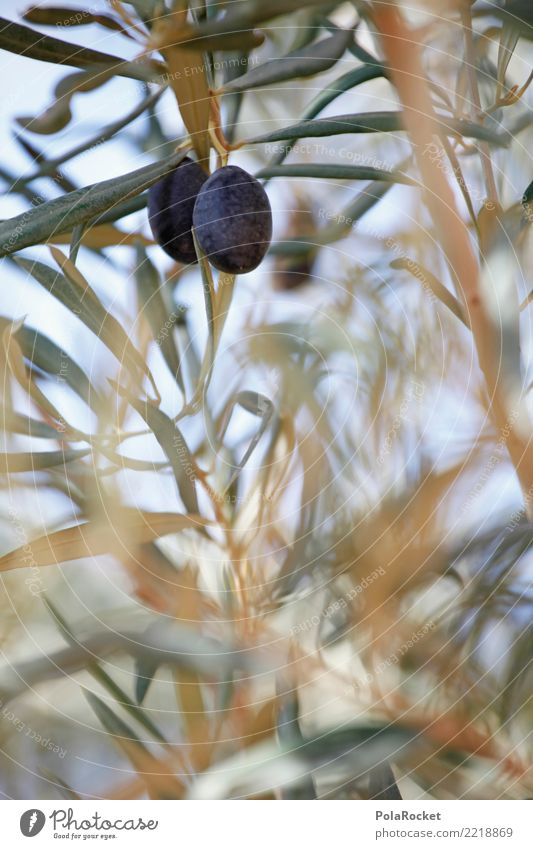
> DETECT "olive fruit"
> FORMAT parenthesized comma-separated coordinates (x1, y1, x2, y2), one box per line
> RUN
(148, 157, 208, 264)
(192, 165, 272, 274)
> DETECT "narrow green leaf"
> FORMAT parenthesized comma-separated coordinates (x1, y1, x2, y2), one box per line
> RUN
(85, 690, 147, 746)
(0, 150, 189, 257)
(256, 164, 414, 184)
(135, 655, 159, 705)
(304, 64, 387, 120)
(14, 324, 100, 411)
(17, 67, 115, 135)
(219, 29, 353, 94)
(0, 15, 159, 81)
(369, 762, 403, 799)
(134, 244, 185, 392)
(23, 5, 131, 35)
(276, 674, 316, 799)
(182, 0, 345, 39)
(113, 385, 200, 515)
(45, 600, 167, 744)
(390, 258, 470, 328)
(0, 449, 89, 473)
(176, 30, 265, 53)
(15, 257, 154, 387)
(1, 410, 61, 440)
(247, 112, 509, 146)
(264, 64, 387, 173)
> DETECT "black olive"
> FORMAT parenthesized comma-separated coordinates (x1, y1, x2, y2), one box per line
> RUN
(147, 157, 208, 264)
(192, 165, 272, 274)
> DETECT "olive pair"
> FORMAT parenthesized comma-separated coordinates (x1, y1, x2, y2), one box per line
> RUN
(148, 159, 273, 274)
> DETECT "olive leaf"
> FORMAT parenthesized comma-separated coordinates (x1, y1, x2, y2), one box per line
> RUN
(264, 64, 387, 172)
(0, 15, 159, 81)
(23, 4, 134, 35)
(84, 692, 185, 799)
(248, 112, 509, 146)
(152, 10, 211, 163)
(134, 244, 185, 392)
(0, 510, 207, 571)
(25, 88, 164, 181)
(390, 258, 470, 328)
(1, 410, 62, 440)
(0, 449, 89, 473)
(256, 164, 415, 184)
(276, 672, 316, 799)
(0, 150, 189, 257)
(179, 0, 345, 40)
(219, 28, 353, 94)
(219, 391, 275, 493)
(304, 63, 387, 119)
(15, 255, 156, 392)
(17, 67, 116, 135)
(45, 600, 167, 744)
(14, 323, 100, 411)
(111, 383, 200, 515)
(172, 29, 266, 53)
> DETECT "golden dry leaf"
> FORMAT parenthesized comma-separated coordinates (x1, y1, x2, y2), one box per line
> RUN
(110, 738, 185, 800)
(48, 225, 154, 248)
(152, 11, 211, 163)
(0, 510, 208, 571)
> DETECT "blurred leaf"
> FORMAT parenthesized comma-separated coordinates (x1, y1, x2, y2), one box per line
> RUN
(84, 691, 184, 799)
(179, 0, 345, 40)
(15, 255, 155, 391)
(220, 390, 274, 493)
(0, 15, 159, 81)
(0, 449, 89, 473)
(0, 150, 189, 257)
(248, 112, 509, 146)
(112, 385, 200, 515)
(1, 409, 62, 440)
(45, 600, 167, 743)
(14, 323, 100, 411)
(15, 134, 77, 192)
(190, 724, 417, 799)
(173, 29, 265, 53)
(390, 258, 470, 328)
(134, 244, 185, 392)
(219, 29, 353, 93)
(276, 673, 316, 799)
(23, 4, 134, 35)
(0, 510, 207, 571)
(2, 319, 77, 432)
(39, 769, 81, 800)
(368, 762, 403, 799)
(186, 233, 235, 410)
(135, 655, 159, 705)
(17, 67, 115, 135)
(175, 668, 213, 771)
(494, 2, 533, 40)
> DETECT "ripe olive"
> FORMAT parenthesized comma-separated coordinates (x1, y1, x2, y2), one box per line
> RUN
(148, 157, 208, 264)
(192, 165, 272, 274)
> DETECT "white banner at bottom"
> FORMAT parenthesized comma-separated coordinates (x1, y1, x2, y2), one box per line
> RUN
(3, 800, 532, 848)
